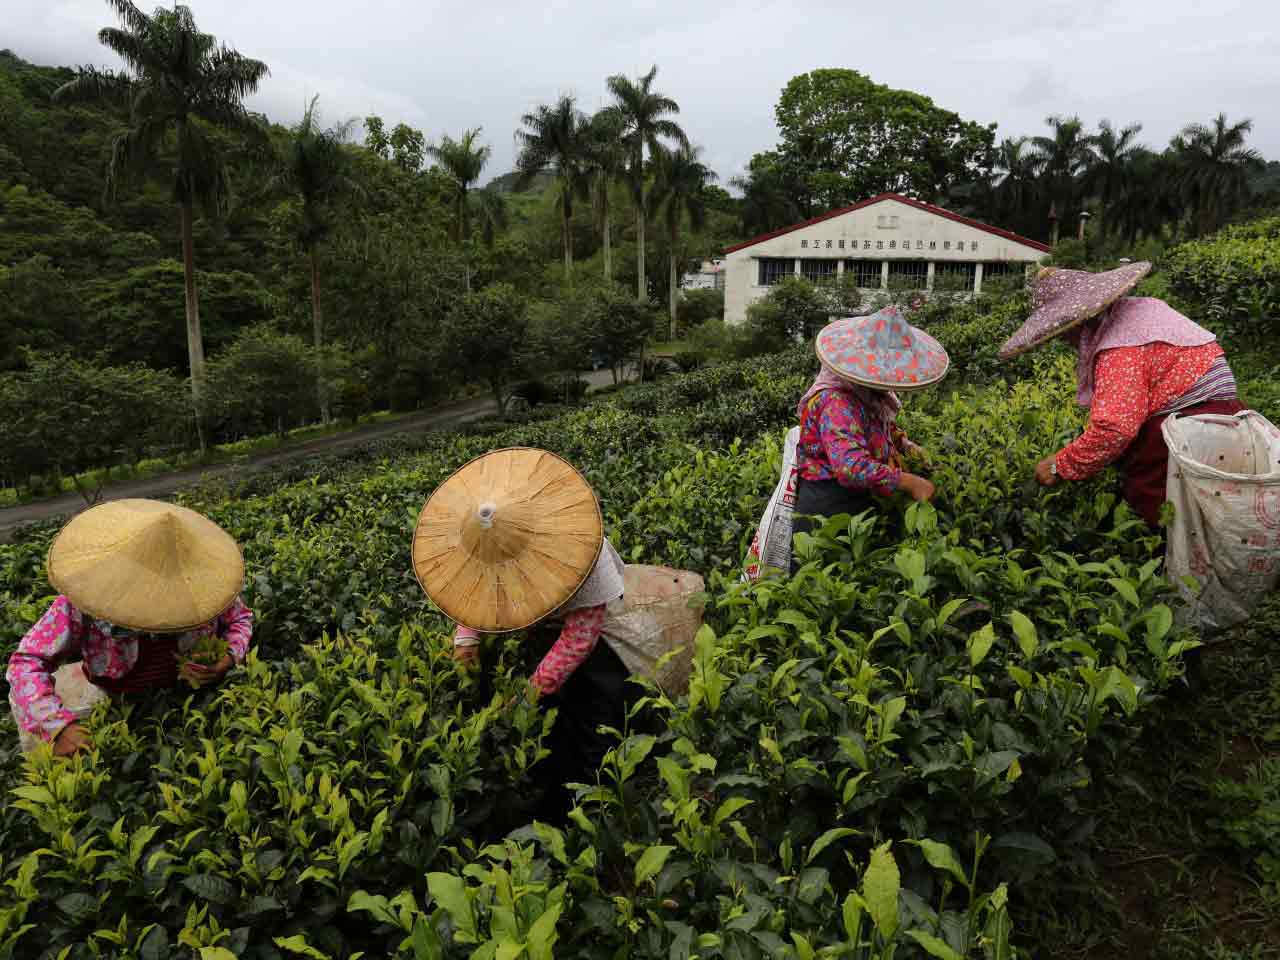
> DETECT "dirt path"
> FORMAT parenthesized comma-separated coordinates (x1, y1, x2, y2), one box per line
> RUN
(0, 396, 502, 541)
(0, 368, 631, 542)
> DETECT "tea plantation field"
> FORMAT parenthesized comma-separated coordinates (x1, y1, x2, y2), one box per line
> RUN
(1, 337, 1277, 959)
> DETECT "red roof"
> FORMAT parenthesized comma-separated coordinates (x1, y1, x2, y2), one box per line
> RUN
(723, 192, 1051, 255)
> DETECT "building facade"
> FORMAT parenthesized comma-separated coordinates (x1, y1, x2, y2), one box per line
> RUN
(721, 193, 1049, 325)
(680, 259, 726, 292)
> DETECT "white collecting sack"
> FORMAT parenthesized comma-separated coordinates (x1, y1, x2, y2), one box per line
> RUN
(1163, 410, 1280, 633)
(602, 565, 706, 696)
(742, 427, 801, 582)
(14, 662, 109, 754)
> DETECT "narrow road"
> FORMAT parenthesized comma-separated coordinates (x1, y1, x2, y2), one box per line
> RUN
(0, 368, 627, 542)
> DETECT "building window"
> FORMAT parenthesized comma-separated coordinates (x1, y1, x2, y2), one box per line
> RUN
(800, 259, 838, 285)
(887, 260, 929, 289)
(846, 259, 883, 288)
(982, 261, 1029, 291)
(758, 258, 795, 286)
(934, 261, 977, 291)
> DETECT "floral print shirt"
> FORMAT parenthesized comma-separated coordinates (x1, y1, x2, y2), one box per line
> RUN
(7, 595, 254, 743)
(1057, 342, 1224, 480)
(454, 604, 609, 697)
(797, 390, 903, 497)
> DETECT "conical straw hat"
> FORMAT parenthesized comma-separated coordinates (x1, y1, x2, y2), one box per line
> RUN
(999, 260, 1152, 359)
(815, 306, 950, 393)
(412, 447, 603, 633)
(47, 499, 245, 632)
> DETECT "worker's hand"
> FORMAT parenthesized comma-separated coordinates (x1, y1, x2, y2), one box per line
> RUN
(1035, 455, 1060, 487)
(452, 644, 480, 667)
(180, 655, 233, 688)
(905, 440, 932, 469)
(505, 682, 541, 711)
(900, 473, 937, 503)
(53, 722, 91, 757)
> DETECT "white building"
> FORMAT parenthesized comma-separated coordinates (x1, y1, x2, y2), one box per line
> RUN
(722, 193, 1049, 325)
(680, 259, 725, 292)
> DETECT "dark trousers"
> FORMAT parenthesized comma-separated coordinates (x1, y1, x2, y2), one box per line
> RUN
(531, 632, 635, 824)
(789, 477, 874, 574)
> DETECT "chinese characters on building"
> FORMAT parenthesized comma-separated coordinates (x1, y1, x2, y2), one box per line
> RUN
(798, 238, 981, 252)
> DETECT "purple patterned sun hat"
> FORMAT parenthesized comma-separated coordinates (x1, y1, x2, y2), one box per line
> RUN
(815, 306, 950, 392)
(999, 261, 1152, 359)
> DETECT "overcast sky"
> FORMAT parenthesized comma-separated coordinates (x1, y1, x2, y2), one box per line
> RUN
(8, 0, 1277, 187)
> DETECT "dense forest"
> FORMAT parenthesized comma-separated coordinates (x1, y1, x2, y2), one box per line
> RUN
(0, 1, 1275, 487)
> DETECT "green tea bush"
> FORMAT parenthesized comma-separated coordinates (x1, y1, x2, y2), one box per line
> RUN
(1164, 227, 1280, 334)
(2, 333, 1262, 959)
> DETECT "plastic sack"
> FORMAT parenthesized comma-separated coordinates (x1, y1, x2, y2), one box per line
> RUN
(742, 427, 801, 582)
(15, 662, 108, 754)
(1162, 409, 1280, 633)
(602, 565, 706, 695)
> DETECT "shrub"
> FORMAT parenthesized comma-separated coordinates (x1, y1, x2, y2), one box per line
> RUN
(1164, 221, 1280, 334)
(675, 287, 724, 336)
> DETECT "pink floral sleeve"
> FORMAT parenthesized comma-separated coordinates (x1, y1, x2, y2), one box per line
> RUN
(529, 605, 608, 696)
(6, 597, 86, 742)
(218, 597, 254, 664)
(1057, 347, 1149, 480)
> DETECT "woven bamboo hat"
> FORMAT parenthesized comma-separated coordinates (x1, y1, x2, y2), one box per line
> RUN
(999, 261, 1152, 359)
(412, 447, 604, 633)
(46, 499, 244, 632)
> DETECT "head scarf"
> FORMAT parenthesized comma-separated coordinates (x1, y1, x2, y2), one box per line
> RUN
(1075, 297, 1217, 407)
(796, 363, 902, 428)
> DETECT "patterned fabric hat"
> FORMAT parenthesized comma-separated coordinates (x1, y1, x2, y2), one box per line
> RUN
(999, 261, 1152, 359)
(46, 499, 244, 633)
(412, 447, 604, 633)
(815, 306, 950, 392)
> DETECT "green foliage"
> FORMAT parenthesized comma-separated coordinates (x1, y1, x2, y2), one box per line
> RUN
(675, 287, 724, 336)
(1164, 226, 1280, 334)
(769, 69, 996, 211)
(745, 276, 831, 349)
(443, 283, 534, 414)
(1212, 759, 1280, 896)
(0, 351, 186, 496)
(204, 326, 321, 439)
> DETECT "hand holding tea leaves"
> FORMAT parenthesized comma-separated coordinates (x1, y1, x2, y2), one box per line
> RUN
(900, 472, 937, 502)
(176, 635, 233, 689)
(53, 721, 91, 756)
(1035, 454, 1060, 487)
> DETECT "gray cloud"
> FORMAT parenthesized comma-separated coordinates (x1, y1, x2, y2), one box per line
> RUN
(5, 0, 1275, 188)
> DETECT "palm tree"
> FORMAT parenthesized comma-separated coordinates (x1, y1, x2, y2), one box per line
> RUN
(1030, 116, 1092, 243)
(584, 108, 628, 281)
(53, 1, 268, 445)
(471, 185, 509, 249)
(650, 145, 717, 337)
(426, 128, 492, 292)
(606, 66, 688, 301)
(1086, 120, 1145, 232)
(515, 96, 590, 280)
(730, 153, 804, 236)
(1111, 148, 1181, 244)
(1174, 114, 1264, 235)
(266, 95, 360, 422)
(991, 137, 1040, 236)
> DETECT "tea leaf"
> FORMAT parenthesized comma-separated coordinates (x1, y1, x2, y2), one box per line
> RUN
(712, 796, 753, 829)
(181, 874, 236, 906)
(426, 873, 476, 942)
(272, 936, 330, 959)
(806, 827, 859, 865)
(1008, 610, 1038, 659)
(968, 622, 997, 667)
(910, 839, 968, 886)
(862, 841, 900, 940)
(1108, 578, 1140, 607)
(1146, 604, 1174, 644)
(634, 845, 676, 886)
(906, 930, 964, 960)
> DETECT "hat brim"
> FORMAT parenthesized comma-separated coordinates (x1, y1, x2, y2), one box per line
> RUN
(999, 261, 1152, 359)
(412, 447, 604, 633)
(815, 321, 951, 393)
(47, 500, 245, 633)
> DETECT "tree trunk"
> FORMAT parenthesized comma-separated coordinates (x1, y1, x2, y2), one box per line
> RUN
(636, 200, 646, 301)
(563, 204, 573, 281)
(179, 198, 207, 452)
(461, 191, 472, 293)
(310, 246, 329, 424)
(669, 249, 678, 340)
(603, 198, 612, 281)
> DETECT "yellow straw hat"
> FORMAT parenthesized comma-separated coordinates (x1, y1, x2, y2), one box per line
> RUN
(412, 447, 604, 633)
(47, 499, 245, 632)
